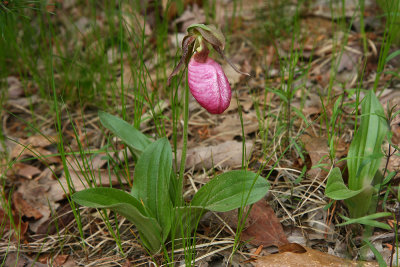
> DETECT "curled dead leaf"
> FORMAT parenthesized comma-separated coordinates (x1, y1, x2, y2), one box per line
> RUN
(12, 192, 43, 220)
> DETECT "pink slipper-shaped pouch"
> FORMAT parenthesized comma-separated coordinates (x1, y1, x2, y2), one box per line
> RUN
(188, 58, 232, 114)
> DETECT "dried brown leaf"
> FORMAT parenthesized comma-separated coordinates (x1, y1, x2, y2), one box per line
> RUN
(12, 192, 43, 220)
(6, 95, 40, 109)
(53, 255, 69, 267)
(241, 200, 288, 247)
(60, 168, 130, 193)
(221, 200, 288, 248)
(301, 134, 331, 180)
(5, 253, 48, 267)
(9, 163, 41, 179)
(26, 135, 58, 147)
(16, 179, 58, 233)
(211, 113, 259, 141)
(173, 4, 206, 33)
(223, 63, 243, 86)
(10, 135, 60, 164)
(255, 243, 379, 267)
(7, 76, 24, 99)
(176, 140, 253, 170)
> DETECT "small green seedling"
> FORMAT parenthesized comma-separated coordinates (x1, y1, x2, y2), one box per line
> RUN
(72, 111, 269, 254)
(325, 90, 389, 222)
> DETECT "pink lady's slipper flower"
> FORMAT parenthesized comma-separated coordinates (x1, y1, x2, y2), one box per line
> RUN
(188, 57, 231, 114)
(168, 24, 249, 114)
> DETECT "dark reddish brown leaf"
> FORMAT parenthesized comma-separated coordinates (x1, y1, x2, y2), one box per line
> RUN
(240, 200, 288, 247)
(12, 192, 43, 220)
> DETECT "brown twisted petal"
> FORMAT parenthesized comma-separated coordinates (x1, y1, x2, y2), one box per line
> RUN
(167, 35, 196, 86)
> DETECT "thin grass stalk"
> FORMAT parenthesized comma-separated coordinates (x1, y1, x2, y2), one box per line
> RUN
(47, 13, 86, 251)
(373, 0, 399, 92)
(178, 69, 189, 207)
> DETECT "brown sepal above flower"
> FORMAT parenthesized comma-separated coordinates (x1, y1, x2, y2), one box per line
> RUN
(167, 24, 250, 87)
(167, 35, 196, 86)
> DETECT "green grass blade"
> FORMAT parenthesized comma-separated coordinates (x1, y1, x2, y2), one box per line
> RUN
(337, 212, 392, 230)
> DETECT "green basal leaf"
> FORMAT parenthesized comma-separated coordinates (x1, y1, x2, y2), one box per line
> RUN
(98, 111, 152, 155)
(131, 137, 173, 241)
(325, 167, 363, 200)
(347, 90, 388, 191)
(191, 170, 269, 212)
(72, 187, 162, 253)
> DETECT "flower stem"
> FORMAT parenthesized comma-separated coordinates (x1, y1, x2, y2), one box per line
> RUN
(178, 68, 190, 203)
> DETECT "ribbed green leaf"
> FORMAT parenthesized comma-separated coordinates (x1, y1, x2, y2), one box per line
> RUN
(191, 170, 269, 212)
(98, 111, 152, 155)
(325, 167, 363, 200)
(131, 137, 173, 240)
(347, 90, 388, 190)
(72, 187, 162, 253)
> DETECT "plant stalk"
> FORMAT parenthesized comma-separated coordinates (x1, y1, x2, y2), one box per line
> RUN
(178, 69, 190, 205)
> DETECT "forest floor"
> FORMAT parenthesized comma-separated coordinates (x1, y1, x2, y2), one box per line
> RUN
(1, 0, 400, 266)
